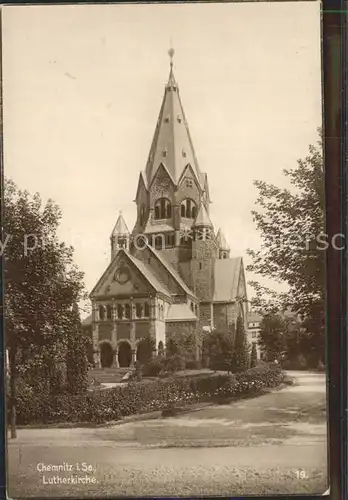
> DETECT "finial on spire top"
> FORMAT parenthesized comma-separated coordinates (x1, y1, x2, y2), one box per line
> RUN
(168, 45, 175, 68)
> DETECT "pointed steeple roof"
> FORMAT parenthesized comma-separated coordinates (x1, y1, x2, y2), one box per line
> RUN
(111, 211, 129, 237)
(145, 49, 203, 188)
(216, 228, 230, 250)
(193, 202, 213, 228)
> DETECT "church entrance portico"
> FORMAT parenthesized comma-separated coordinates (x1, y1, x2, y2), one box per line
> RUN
(100, 342, 114, 368)
(118, 341, 132, 368)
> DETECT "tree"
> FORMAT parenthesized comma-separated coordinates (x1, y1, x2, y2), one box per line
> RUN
(66, 303, 90, 395)
(4, 179, 86, 437)
(231, 315, 249, 372)
(250, 343, 257, 368)
(258, 314, 286, 362)
(247, 131, 325, 367)
(204, 331, 234, 372)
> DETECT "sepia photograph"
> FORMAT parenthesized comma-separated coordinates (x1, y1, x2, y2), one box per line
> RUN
(3, 1, 328, 497)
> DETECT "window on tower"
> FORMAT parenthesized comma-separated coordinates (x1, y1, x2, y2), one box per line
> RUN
(139, 205, 145, 226)
(154, 198, 172, 219)
(181, 198, 197, 219)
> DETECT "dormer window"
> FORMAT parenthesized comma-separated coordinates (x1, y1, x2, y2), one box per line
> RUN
(177, 115, 182, 123)
(162, 150, 167, 158)
(182, 150, 187, 158)
(164, 116, 170, 123)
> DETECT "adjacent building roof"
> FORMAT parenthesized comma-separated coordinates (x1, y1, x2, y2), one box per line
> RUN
(213, 257, 242, 302)
(166, 303, 197, 322)
(247, 311, 263, 324)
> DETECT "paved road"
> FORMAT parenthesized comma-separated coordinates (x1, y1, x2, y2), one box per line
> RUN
(8, 371, 328, 497)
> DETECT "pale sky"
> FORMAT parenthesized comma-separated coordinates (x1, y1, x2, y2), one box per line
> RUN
(2, 2, 322, 312)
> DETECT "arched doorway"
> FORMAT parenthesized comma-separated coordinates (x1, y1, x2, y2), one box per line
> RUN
(118, 341, 132, 368)
(100, 342, 114, 368)
(136, 338, 153, 365)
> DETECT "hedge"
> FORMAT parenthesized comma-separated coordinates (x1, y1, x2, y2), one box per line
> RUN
(14, 364, 284, 425)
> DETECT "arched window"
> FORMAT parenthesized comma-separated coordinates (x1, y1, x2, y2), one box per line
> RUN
(136, 303, 142, 318)
(117, 304, 124, 319)
(181, 199, 197, 219)
(153, 234, 165, 250)
(139, 205, 145, 226)
(154, 198, 172, 219)
(190, 302, 194, 312)
(144, 302, 150, 317)
(106, 305, 112, 320)
(165, 233, 174, 248)
(125, 304, 131, 319)
(99, 305, 105, 320)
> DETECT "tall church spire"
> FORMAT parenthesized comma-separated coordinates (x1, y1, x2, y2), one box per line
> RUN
(144, 50, 203, 188)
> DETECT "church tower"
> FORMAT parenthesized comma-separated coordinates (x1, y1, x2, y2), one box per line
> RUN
(131, 48, 211, 273)
(191, 201, 217, 302)
(88, 50, 249, 369)
(110, 212, 130, 260)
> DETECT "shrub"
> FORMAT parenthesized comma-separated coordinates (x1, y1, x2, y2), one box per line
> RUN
(142, 356, 165, 377)
(15, 363, 283, 425)
(185, 360, 202, 370)
(282, 354, 308, 370)
(231, 315, 249, 373)
(165, 354, 186, 373)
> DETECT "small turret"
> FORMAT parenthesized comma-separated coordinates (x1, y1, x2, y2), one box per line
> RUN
(110, 211, 130, 259)
(216, 228, 230, 259)
(192, 201, 213, 232)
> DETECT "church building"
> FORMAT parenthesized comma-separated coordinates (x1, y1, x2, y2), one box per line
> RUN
(85, 51, 248, 369)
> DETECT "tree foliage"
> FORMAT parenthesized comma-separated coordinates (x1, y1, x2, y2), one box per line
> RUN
(4, 178, 87, 436)
(258, 314, 286, 362)
(250, 343, 257, 368)
(203, 331, 234, 372)
(247, 132, 325, 366)
(231, 315, 249, 372)
(66, 303, 90, 395)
